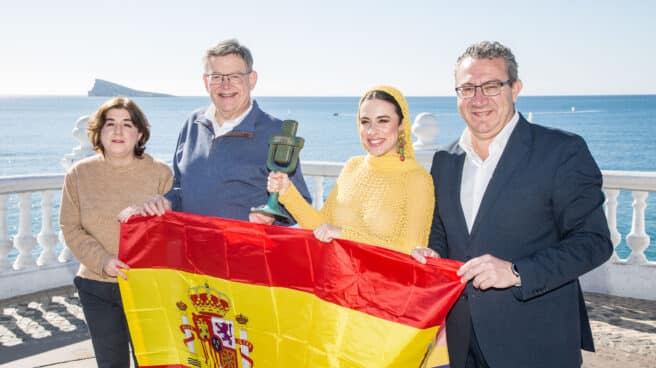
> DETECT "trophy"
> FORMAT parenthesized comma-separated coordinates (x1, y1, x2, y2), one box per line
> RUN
(252, 119, 304, 222)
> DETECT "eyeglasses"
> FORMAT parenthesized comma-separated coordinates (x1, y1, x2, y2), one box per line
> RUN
(455, 80, 512, 98)
(206, 72, 250, 85)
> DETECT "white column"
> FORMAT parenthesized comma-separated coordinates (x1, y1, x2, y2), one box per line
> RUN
(37, 191, 59, 266)
(626, 191, 650, 264)
(0, 194, 11, 271)
(60, 115, 93, 170)
(13, 192, 37, 270)
(412, 113, 440, 170)
(58, 115, 92, 264)
(603, 189, 622, 261)
(58, 231, 73, 262)
(312, 176, 324, 210)
(412, 113, 440, 152)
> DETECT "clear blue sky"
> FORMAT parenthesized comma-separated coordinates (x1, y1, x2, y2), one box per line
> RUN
(2, 0, 654, 96)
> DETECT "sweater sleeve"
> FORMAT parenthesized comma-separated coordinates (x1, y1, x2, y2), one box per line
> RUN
(400, 170, 435, 250)
(163, 121, 188, 210)
(158, 163, 174, 195)
(59, 169, 112, 277)
(279, 165, 364, 242)
(279, 181, 331, 229)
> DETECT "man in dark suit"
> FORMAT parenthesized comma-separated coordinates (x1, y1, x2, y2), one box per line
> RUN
(413, 41, 612, 368)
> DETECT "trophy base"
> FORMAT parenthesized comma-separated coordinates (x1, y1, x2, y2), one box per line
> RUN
(251, 204, 290, 223)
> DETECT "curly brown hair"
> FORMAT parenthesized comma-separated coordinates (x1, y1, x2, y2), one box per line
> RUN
(87, 97, 150, 158)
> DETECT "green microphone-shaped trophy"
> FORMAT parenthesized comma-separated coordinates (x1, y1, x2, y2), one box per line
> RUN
(252, 119, 304, 222)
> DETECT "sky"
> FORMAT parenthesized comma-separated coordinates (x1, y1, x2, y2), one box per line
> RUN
(1, 0, 654, 96)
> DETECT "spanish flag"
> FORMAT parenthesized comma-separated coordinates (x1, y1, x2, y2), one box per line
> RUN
(118, 211, 464, 368)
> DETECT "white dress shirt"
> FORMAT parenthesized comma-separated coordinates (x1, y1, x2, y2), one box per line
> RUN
(459, 112, 520, 233)
(204, 100, 254, 137)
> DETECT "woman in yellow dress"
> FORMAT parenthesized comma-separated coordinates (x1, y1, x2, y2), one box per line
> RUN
(268, 85, 448, 366)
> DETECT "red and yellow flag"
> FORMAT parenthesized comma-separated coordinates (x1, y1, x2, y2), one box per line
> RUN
(118, 211, 464, 368)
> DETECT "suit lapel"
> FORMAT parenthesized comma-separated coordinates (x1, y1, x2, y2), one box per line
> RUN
(469, 117, 532, 240)
(442, 144, 470, 239)
(452, 153, 470, 238)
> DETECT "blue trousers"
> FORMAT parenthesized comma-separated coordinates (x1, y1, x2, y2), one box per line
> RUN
(74, 276, 137, 368)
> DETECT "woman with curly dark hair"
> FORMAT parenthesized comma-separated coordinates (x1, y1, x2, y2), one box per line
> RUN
(60, 97, 172, 367)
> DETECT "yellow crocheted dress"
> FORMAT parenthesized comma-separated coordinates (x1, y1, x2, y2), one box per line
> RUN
(280, 153, 433, 254)
(279, 85, 447, 367)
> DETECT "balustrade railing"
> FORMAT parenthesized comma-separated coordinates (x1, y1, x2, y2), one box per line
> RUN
(602, 171, 655, 264)
(1, 166, 654, 300)
(579, 171, 656, 299)
(0, 113, 654, 301)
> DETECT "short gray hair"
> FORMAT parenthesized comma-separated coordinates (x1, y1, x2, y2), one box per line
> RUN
(203, 39, 254, 73)
(456, 41, 519, 83)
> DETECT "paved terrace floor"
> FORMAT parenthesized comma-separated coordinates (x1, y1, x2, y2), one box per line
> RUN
(1, 288, 654, 368)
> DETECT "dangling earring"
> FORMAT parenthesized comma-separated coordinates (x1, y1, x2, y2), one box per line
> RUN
(398, 130, 405, 162)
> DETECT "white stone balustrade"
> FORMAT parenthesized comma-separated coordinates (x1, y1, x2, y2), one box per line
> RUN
(0, 114, 92, 299)
(13, 192, 37, 270)
(412, 113, 440, 170)
(599, 171, 655, 265)
(579, 171, 655, 299)
(58, 229, 74, 263)
(627, 191, 650, 264)
(0, 194, 10, 271)
(311, 177, 325, 210)
(0, 175, 77, 299)
(60, 115, 93, 170)
(603, 189, 622, 262)
(37, 190, 59, 266)
(0, 112, 655, 301)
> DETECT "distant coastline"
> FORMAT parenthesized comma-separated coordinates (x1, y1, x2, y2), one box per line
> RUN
(88, 79, 173, 97)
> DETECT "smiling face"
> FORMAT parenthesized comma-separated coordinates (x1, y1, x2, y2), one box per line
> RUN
(100, 108, 142, 164)
(456, 56, 522, 144)
(203, 53, 257, 124)
(358, 99, 403, 157)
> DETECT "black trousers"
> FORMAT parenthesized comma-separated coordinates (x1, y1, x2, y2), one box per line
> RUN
(465, 324, 490, 368)
(75, 276, 138, 368)
(447, 297, 490, 368)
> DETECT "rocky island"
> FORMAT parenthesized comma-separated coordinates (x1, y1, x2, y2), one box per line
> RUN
(88, 79, 173, 97)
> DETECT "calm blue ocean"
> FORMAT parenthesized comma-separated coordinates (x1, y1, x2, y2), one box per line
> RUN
(1, 95, 655, 260)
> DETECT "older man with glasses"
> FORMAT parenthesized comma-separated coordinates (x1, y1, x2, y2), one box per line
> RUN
(413, 41, 612, 368)
(137, 39, 310, 224)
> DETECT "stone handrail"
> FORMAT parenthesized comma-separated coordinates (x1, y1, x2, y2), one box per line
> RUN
(0, 174, 64, 193)
(601, 170, 656, 191)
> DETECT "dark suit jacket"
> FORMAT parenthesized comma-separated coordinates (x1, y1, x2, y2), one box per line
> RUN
(428, 115, 612, 368)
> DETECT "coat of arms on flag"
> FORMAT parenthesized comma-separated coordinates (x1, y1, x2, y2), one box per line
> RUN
(118, 211, 464, 367)
(177, 283, 254, 368)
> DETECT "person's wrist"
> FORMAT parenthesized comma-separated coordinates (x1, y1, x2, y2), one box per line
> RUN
(511, 263, 521, 287)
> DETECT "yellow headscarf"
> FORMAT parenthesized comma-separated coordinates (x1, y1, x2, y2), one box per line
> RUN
(357, 85, 414, 160)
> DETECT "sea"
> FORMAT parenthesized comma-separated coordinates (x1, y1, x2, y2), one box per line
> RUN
(1, 95, 655, 261)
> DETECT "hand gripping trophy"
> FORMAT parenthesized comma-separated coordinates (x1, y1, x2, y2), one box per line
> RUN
(252, 120, 304, 222)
